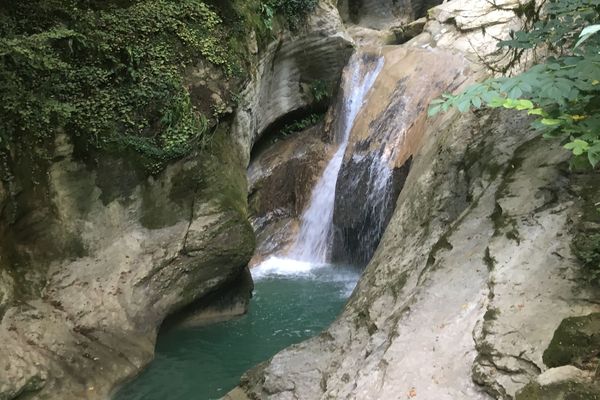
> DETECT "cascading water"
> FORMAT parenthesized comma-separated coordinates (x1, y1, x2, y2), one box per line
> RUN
(288, 53, 384, 264)
(117, 51, 386, 400)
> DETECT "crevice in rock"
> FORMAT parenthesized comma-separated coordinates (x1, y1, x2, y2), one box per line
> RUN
(159, 266, 253, 331)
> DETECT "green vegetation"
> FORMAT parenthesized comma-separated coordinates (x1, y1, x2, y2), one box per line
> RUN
(0, 0, 318, 174)
(429, 0, 600, 167)
(573, 234, 600, 283)
(261, 0, 319, 31)
(310, 79, 331, 103)
(1, 0, 240, 173)
(280, 113, 324, 136)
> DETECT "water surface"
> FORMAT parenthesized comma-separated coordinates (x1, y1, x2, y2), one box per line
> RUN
(114, 261, 359, 400)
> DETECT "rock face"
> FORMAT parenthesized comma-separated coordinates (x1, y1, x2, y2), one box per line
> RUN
(0, 1, 354, 398)
(0, 130, 255, 400)
(331, 46, 471, 265)
(233, 1, 600, 399)
(338, 0, 441, 29)
(233, 0, 354, 165)
(238, 105, 600, 400)
(247, 124, 331, 265)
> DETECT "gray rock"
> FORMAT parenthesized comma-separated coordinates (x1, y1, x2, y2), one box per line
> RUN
(515, 366, 600, 400)
(232, 2, 354, 165)
(0, 130, 255, 400)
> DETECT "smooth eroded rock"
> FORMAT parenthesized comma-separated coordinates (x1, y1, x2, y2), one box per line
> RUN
(247, 124, 331, 265)
(332, 46, 471, 265)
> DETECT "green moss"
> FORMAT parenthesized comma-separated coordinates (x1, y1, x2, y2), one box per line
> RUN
(516, 380, 600, 400)
(570, 170, 600, 284)
(198, 126, 248, 217)
(543, 313, 600, 369)
(390, 270, 409, 298)
(483, 307, 500, 321)
(483, 247, 496, 271)
(425, 235, 453, 268)
(506, 225, 521, 244)
(0, 0, 277, 175)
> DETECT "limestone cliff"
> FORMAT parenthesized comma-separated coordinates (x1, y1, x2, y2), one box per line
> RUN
(0, 1, 352, 399)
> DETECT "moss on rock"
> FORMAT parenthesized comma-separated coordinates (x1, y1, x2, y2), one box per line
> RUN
(516, 379, 600, 400)
(543, 313, 600, 369)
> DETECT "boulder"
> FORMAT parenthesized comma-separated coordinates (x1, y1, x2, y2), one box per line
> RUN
(0, 130, 255, 400)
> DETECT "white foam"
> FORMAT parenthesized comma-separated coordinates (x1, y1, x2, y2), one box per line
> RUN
(251, 257, 319, 279)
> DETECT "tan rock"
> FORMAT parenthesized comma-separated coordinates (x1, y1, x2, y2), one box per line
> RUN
(248, 124, 331, 265)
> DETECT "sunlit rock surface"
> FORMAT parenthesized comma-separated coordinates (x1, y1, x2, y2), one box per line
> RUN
(332, 46, 471, 265)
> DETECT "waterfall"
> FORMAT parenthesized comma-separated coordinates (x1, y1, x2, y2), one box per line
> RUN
(289, 53, 384, 263)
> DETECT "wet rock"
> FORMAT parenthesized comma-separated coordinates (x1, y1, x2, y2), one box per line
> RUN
(543, 313, 600, 369)
(248, 125, 330, 264)
(163, 267, 254, 329)
(332, 46, 471, 265)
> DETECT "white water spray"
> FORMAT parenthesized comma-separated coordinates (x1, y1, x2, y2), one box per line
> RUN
(252, 52, 383, 279)
(289, 53, 384, 264)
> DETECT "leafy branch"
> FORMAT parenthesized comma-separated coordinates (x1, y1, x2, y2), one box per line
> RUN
(429, 0, 600, 167)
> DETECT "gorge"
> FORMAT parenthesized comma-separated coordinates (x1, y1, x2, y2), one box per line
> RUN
(0, 1, 599, 400)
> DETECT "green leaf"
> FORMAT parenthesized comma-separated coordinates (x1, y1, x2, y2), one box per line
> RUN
(575, 24, 600, 48)
(588, 144, 600, 167)
(488, 97, 505, 108)
(457, 100, 471, 113)
(541, 118, 562, 126)
(515, 99, 534, 110)
(528, 108, 545, 116)
(564, 139, 590, 156)
(428, 104, 442, 117)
